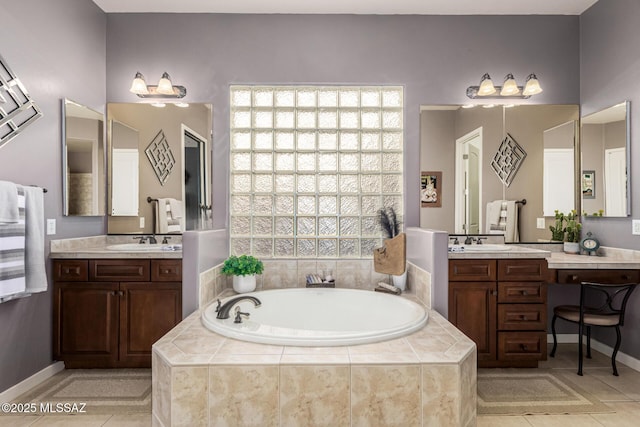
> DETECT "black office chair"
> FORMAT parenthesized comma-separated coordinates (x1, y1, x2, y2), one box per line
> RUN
(550, 281, 637, 376)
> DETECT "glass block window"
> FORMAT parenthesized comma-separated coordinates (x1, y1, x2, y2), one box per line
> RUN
(230, 86, 403, 258)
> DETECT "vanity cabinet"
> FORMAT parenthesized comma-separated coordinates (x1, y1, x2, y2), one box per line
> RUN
(53, 259, 182, 368)
(449, 258, 548, 368)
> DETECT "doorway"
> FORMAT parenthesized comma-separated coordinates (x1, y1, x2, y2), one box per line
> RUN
(455, 128, 483, 234)
(182, 125, 209, 230)
(604, 147, 627, 216)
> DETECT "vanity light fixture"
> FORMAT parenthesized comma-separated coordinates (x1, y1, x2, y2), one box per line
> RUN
(467, 72, 543, 99)
(129, 71, 187, 99)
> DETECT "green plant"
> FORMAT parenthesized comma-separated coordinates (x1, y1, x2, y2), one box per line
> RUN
(221, 255, 264, 276)
(549, 210, 565, 241)
(565, 210, 582, 243)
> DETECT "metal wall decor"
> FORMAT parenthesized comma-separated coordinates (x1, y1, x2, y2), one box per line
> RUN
(0, 54, 42, 149)
(491, 133, 527, 187)
(145, 130, 176, 185)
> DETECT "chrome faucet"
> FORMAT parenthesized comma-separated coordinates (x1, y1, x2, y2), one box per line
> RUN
(215, 296, 262, 320)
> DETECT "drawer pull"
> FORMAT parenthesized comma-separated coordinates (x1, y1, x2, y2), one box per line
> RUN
(521, 290, 528, 296)
(520, 344, 528, 351)
(572, 275, 579, 281)
(520, 315, 528, 321)
(492, 290, 498, 296)
(622, 275, 630, 280)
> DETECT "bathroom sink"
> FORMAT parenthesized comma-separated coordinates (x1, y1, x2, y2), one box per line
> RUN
(448, 244, 511, 252)
(106, 243, 181, 252)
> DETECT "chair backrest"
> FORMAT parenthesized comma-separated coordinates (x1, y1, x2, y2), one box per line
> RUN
(580, 282, 638, 326)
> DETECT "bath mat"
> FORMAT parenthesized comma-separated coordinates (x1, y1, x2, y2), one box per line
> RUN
(7, 369, 151, 415)
(477, 369, 613, 415)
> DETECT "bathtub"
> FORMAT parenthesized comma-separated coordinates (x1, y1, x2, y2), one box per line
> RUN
(201, 288, 428, 346)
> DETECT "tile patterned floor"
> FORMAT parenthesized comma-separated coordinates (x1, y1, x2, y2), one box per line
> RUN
(1, 344, 639, 426)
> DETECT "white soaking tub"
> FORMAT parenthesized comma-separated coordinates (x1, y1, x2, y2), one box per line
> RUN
(201, 288, 428, 346)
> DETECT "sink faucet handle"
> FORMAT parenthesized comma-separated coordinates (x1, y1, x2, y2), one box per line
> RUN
(162, 236, 171, 244)
(449, 236, 460, 245)
(133, 236, 147, 244)
(234, 306, 250, 324)
(476, 237, 487, 245)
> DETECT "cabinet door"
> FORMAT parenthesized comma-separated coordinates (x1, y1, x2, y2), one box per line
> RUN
(53, 282, 119, 367)
(448, 282, 497, 361)
(119, 282, 182, 367)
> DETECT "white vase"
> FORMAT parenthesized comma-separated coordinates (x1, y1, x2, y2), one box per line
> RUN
(392, 271, 408, 291)
(233, 275, 257, 293)
(563, 242, 580, 254)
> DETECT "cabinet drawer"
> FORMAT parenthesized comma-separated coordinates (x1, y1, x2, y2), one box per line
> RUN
(498, 282, 546, 303)
(498, 331, 547, 361)
(556, 269, 640, 284)
(52, 260, 88, 282)
(497, 304, 546, 330)
(449, 260, 497, 281)
(498, 259, 548, 281)
(151, 260, 182, 282)
(89, 260, 150, 281)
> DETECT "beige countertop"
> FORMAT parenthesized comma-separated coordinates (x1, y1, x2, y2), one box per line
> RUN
(547, 248, 640, 269)
(49, 235, 182, 259)
(448, 244, 550, 260)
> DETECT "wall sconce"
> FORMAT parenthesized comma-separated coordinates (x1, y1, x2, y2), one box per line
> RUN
(466, 73, 543, 99)
(129, 71, 187, 98)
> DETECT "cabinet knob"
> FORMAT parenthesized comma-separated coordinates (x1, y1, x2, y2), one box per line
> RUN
(492, 290, 498, 296)
(520, 344, 528, 351)
(521, 290, 528, 296)
(521, 315, 528, 321)
(571, 275, 579, 281)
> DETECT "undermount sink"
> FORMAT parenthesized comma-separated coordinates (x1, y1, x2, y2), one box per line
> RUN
(106, 243, 182, 252)
(448, 244, 511, 252)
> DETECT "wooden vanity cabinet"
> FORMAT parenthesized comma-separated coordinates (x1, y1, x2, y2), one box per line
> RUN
(53, 259, 182, 368)
(449, 258, 548, 368)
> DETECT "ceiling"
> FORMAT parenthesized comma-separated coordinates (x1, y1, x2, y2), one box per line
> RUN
(92, 0, 599, 15)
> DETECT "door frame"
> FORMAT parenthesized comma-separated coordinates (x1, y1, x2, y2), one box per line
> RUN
(455, 127, 483, 234)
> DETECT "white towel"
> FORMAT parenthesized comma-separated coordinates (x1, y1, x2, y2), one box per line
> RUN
(155, 198, 170, 234)
(485, 200, 503, 233)
(168, 198, 183, 219)
(0, 181, 19, 224)
(0, 187, 25, 300)
(504, 200, 520, 243)
(22, 186, 47, 293)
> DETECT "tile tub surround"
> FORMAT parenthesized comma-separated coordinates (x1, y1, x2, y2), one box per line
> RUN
(152, 308, 476, 427)
(198, 259, 432, 310)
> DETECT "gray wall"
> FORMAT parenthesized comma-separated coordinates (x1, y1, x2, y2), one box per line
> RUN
(0, 0, 106, 392)
(105, 13, 581, 231)
(579, 0, 640, 358)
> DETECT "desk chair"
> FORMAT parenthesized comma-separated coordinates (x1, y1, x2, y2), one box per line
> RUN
(550, 281, 637, 376)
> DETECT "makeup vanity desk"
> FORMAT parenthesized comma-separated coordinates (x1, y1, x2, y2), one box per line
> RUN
(547, 249, 640, 284)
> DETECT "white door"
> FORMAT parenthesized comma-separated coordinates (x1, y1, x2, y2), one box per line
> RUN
(455, 128, 483, 234)
(543, 149, 575, 216)
(604, 147, 627, 216)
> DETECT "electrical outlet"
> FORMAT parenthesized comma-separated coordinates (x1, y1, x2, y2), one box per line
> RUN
(536, 218, 546, 229)
(633, 219, 640, 235)
(139, 217, 145, 228)
(46, 219, 56, 235)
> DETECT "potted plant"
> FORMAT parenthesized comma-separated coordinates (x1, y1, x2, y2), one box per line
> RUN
(563, 210, 582, 254)
(221, 254, 264, 293)
(549, 210, 565, 242)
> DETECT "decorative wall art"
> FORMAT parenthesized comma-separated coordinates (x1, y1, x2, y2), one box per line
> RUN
(582, 170, 595, 199)
(421, 171, 442, 207)
(145, 129, 176, 185)
(490, 133, 527, 187)
(0, 54, 42, 149)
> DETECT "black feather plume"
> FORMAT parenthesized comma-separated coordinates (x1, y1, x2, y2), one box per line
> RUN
(378, 207, 400, 238)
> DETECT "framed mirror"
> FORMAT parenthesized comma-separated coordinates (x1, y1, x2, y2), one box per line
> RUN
(581, 101, 630, 217)
(107, 103, 213, 234)
(62, 99, 105, 216)
(419, 104, 579, 242)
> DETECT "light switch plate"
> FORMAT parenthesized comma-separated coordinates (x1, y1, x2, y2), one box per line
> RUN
(633, 219, 640, 235)
(536, 218, 546, 229)
(139, 217, 145, 228)
(46, 219, 56, 235)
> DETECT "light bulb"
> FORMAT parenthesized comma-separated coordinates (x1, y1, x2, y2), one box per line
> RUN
(523, 74, 543, 96)
(156, 72, 174, 95)
(500, 74, 520, 96)
(477, 73, 497, 96)
(129, 72, 149, 95)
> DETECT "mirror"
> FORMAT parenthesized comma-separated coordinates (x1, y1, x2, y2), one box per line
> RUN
(420, 104, 579, 242)
(543, 121, 578, 216)
(62, 99, 105, 216)
(581, 101, 630, 217)
(107, 103, 213, 234)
